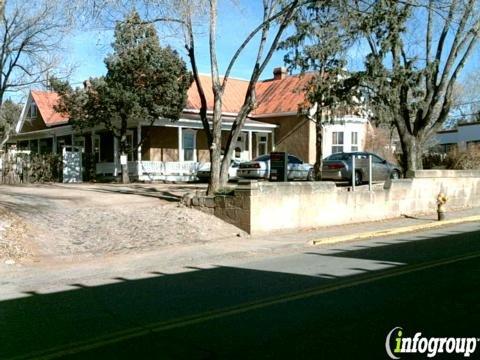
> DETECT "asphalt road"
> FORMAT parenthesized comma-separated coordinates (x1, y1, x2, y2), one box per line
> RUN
(2, 222, 480, 359)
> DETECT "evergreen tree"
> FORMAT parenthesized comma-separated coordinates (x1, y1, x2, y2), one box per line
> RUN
(53, 11, 192, 183)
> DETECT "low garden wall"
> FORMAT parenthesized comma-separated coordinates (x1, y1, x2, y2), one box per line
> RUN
(202, 170, 480, 234)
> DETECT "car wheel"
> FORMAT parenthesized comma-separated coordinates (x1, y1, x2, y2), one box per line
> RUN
(390, 170, 400, 180)
(307, 169, 314, 181)
(353, 171, 362, 186)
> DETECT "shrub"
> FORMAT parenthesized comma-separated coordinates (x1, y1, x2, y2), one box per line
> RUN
(28, 154, 63, 182)
(444, 146, 480, 170)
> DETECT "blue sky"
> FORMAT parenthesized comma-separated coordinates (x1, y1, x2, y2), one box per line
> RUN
(66, 1, 288, 86)
(42, 1, 480, 95)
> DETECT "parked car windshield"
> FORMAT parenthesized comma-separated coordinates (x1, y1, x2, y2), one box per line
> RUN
(288, 155, 303, 164)
(254, 155, 270, 162)
(372, 155, 386, 163)
(326, 153, 349, 161)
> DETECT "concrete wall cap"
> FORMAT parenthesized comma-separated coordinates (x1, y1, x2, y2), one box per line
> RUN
(407, 170, 480, 178)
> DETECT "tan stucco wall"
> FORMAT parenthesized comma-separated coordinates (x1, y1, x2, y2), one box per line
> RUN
(214, 170, 480, 234)
(197, 130, 210, 162)
(142, 126, 178, 162)
(260, 115, 312, 163)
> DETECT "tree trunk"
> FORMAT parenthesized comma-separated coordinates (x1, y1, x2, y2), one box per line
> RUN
(121, 159, 130, 184)
(313, 110, 324, 180)
(207, 96, 223, 195)
(219, 106, 252, 187)
(119, 137, 130, 184)
(401, 134, 424, 176)
(208, 136, 222, 194)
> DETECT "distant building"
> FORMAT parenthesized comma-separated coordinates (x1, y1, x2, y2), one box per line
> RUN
(436, 121, 480, 153)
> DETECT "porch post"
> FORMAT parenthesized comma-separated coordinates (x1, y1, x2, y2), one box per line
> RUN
(248, 130, 253, 160)
(91, 130, 95, 153)
(91, 130, 95, 176)
(52, 134, 57, 154)
(113, 135, 119, 177)
(178, 126, 183, 162)
(178, 126, 183, 176)
(137, 123, 142, 178)
(271, 131, 275, 151)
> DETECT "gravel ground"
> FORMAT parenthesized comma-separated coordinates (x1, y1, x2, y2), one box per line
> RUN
(0, 208, 33, 262)
(0, 183, 246, 261)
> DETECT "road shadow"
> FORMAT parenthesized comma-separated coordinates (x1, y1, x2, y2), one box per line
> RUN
(2, 228, 480, 359)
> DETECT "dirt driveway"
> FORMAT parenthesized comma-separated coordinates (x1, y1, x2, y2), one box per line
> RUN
(0, 183, 245, 263)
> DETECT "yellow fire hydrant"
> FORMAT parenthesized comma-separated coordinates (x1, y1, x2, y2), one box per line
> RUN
(437, 192, 448, 221)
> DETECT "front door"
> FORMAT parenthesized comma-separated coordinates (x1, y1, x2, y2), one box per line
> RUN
(234, 133, 248, 160)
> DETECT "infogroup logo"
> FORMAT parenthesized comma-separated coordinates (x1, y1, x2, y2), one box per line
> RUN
(385, 327, 479, 359)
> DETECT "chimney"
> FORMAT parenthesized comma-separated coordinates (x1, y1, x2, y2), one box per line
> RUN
(273, 67, 287, 80)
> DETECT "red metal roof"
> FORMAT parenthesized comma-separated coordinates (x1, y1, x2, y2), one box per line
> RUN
(187, 73, 313, 115)
(28, 73, 313, 126)
(254, 73, 314, 116)
(30, 91, 69, 126)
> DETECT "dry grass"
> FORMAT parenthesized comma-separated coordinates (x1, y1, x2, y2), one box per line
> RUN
(444, 146, 480, 170)
(0, 208, 34, 262)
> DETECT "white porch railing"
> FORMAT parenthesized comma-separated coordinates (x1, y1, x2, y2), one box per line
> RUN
(96, 161, 201, 181)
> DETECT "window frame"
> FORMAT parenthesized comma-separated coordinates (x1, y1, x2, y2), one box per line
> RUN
(351, 132, 359, 152)
(332, 131, 344, 154)
(256, 132, 269, 157)
(30, 103, 37, 118)
(182, 129, 197, 162)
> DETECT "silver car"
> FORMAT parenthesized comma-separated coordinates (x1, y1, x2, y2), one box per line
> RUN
(237, 154, 314, 180)
(322, 152, 402, 186)
(196, 159, 241, 182)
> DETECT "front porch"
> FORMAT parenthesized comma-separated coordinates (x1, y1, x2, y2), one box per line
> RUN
(94, 117, 277, 181)
(10, 116, 277, 182)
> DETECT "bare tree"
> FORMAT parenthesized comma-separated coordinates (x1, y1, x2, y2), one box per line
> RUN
(352, 0, 480, 173)
(171, 0, 305, 193)
(0, 0, 73, 105)
(451, 69, 480, 125)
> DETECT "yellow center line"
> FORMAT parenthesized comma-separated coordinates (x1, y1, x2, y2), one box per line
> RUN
(9, 250, 480, 360)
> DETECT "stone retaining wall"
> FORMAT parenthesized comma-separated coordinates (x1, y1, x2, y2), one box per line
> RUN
(206, 170, 480, 234)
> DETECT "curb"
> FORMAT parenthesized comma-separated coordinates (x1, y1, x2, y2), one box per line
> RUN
(312, 215, 480, 246)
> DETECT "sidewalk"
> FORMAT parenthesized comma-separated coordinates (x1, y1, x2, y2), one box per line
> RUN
(1, 206, 480, 300)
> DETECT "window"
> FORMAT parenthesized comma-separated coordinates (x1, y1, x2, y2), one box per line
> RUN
(18, 140, 29, 150)
(93, 135, 101, 162)
(256, 133, 268, 156)
(351, 132, 359, 152)
(332, 132, 344, 153)
(372, 155, 385, 164)
(39, 138, 53, 154)
(29, 139, 38, 154)
(74, 136, 85, 153)
(30, 103, 37, 118)
(444, 143, 457, 153)
(467, 141, 480, 150)
(182, 129, 196, 161)
(234, 133, 246, 159)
